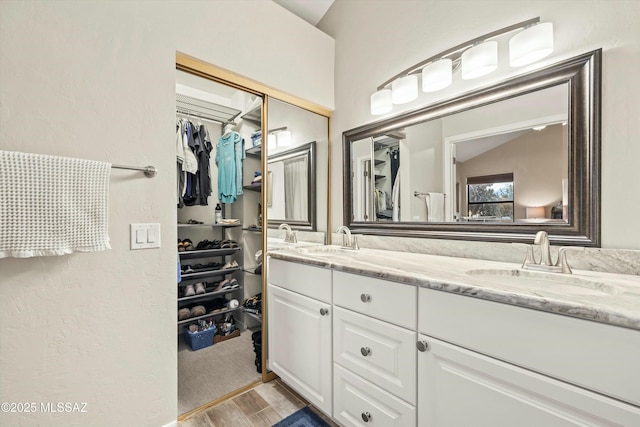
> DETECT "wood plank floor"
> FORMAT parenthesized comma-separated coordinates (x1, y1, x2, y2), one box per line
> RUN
(178, 379, 338, 427)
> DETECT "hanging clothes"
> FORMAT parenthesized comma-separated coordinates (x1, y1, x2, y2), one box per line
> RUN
(216, 130, 244, 203)
(176, 118, 212, 208)
(389, 148, 400, 189)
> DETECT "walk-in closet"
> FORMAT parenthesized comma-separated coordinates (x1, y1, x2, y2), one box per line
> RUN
(176, 70, 265, 415)
(175, 56, 331, 419)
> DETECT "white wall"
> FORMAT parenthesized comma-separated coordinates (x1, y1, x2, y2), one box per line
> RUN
(0, 1, 334, 426)
(320, 0, 640, 249)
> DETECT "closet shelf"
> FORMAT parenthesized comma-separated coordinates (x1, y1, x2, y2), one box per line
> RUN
(375, 159, 385, 166)
(177, 223, 241, 228)
(241, 105, 261, 123)
(243, 227, 262, 233)
(179, 247, 241, 260)
(177, 307, 241, 326)
(178, 286, 243, 304)
(180, 266, 241, 280)
(245, 145, 261, 158)
(375, 174, 386, 180)
(243, 183, 262, 192)
(176, 93, 241, 124)
(244, 311, 262, 323)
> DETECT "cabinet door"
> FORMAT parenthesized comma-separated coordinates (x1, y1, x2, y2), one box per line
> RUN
(418, 334, 640, 427)
(267, 284, 332, 415)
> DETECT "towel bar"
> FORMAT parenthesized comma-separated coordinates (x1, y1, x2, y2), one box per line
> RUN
(111, 164, 157, 178)
(414, 191, 446, 198)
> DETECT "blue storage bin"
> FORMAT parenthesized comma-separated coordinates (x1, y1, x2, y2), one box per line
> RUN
(184, 325, 217, 351)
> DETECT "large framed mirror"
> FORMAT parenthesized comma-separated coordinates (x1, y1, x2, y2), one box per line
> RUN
(267, 141, 316, 230)
(343, 49, 601, 246)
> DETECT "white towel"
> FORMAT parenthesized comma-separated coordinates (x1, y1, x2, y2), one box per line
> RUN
(0, 150, 111, 258)
(426, 192, 445, 222)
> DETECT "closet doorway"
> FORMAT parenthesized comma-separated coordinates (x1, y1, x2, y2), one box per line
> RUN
(176, 67, 265, 417)
(175, 53, 331, 419)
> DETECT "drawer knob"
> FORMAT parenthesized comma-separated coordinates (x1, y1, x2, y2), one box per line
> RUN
(319, 307, 330, 316)
(416, 340, 430, 352)
(360, 346, 372, 357)
(361, 412, 372, 422)
(360, 293, 372, 303)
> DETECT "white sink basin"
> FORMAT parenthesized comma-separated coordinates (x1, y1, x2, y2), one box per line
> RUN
(465, 268, 621, 296)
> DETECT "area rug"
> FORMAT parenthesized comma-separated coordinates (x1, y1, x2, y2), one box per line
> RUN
(272, 406, 330, 427)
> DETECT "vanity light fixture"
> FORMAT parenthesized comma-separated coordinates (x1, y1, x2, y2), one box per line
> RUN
(461, 41, 498, 80)
(422, 58, 453, 92)
(370, 17, 554, 115)
(277, 129, 292, 147)
(267, 133, 277, 149)
(370, 89, 393, 115)
(268, 127, 291, 148)
(509, 22, 554, 67)
(392, 75, 418, 104)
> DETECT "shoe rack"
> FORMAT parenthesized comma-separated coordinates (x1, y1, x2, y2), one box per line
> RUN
(177, 223, 244, 331)
(229, 100, 264, 331)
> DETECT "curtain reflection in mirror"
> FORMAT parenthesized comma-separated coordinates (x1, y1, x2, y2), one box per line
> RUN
(284, 157, 308, 220)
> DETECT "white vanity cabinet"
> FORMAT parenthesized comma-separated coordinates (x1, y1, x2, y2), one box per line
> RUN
(332, 271, 417, 426)
(418, 287, 640, 426)
(267, 258, 333, 415)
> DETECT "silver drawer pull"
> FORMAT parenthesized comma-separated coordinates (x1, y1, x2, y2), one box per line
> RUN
(319, 307, 329, 316)
(360, 346, 371, 357)
(360, 293, 372, 303)
(361, 412, 372, 422)
(416, 340, 429, 352)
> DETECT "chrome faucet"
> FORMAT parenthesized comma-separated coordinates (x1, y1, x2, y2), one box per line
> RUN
(336, 225, 359, 250)
(278, 223, 297, 244)
(522, 231, 572, 274)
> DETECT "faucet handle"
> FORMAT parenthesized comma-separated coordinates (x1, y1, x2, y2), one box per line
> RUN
(520, 244, 537, 268)
(556, 247, 572, 274)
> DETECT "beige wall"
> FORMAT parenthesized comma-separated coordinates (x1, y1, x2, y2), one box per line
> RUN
(456, 125, 565, 219)
(0, 1, 334, 426)
(320, 0, 640, 249)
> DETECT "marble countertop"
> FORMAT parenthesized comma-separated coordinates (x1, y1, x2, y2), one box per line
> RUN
(269, 246, 640, 331)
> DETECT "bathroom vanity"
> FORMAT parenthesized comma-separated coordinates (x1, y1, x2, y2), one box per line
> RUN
(267, 246, 640, 426)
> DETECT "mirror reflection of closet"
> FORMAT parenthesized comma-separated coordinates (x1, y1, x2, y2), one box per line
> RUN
(266, 97, 330, 242)
(175, 69, 264, 416)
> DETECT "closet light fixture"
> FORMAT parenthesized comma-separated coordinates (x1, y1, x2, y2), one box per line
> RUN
(370, 17, 554, 115)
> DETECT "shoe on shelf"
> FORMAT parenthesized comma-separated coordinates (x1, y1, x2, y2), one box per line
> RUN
(215, 279, 229, 291)
(194, 282, 206, 295)
(182, 265, 194, 274)
(222, 260, 239, 270)
(184, 284, 196, 297)
(221, 278, 240, 290)
(178, 308, 191, 321)
(190, 305, 206, 317)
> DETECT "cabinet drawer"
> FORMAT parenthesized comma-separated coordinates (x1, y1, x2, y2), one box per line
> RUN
(268, 258, 332, 303)
(334, 364, 416, 427)
(334, 307, 416, 404)
(419, 287, 640, 406)
(333, 271, 416, 329)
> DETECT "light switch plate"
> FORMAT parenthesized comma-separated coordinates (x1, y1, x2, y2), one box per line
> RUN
(130, 223, 161, 249)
